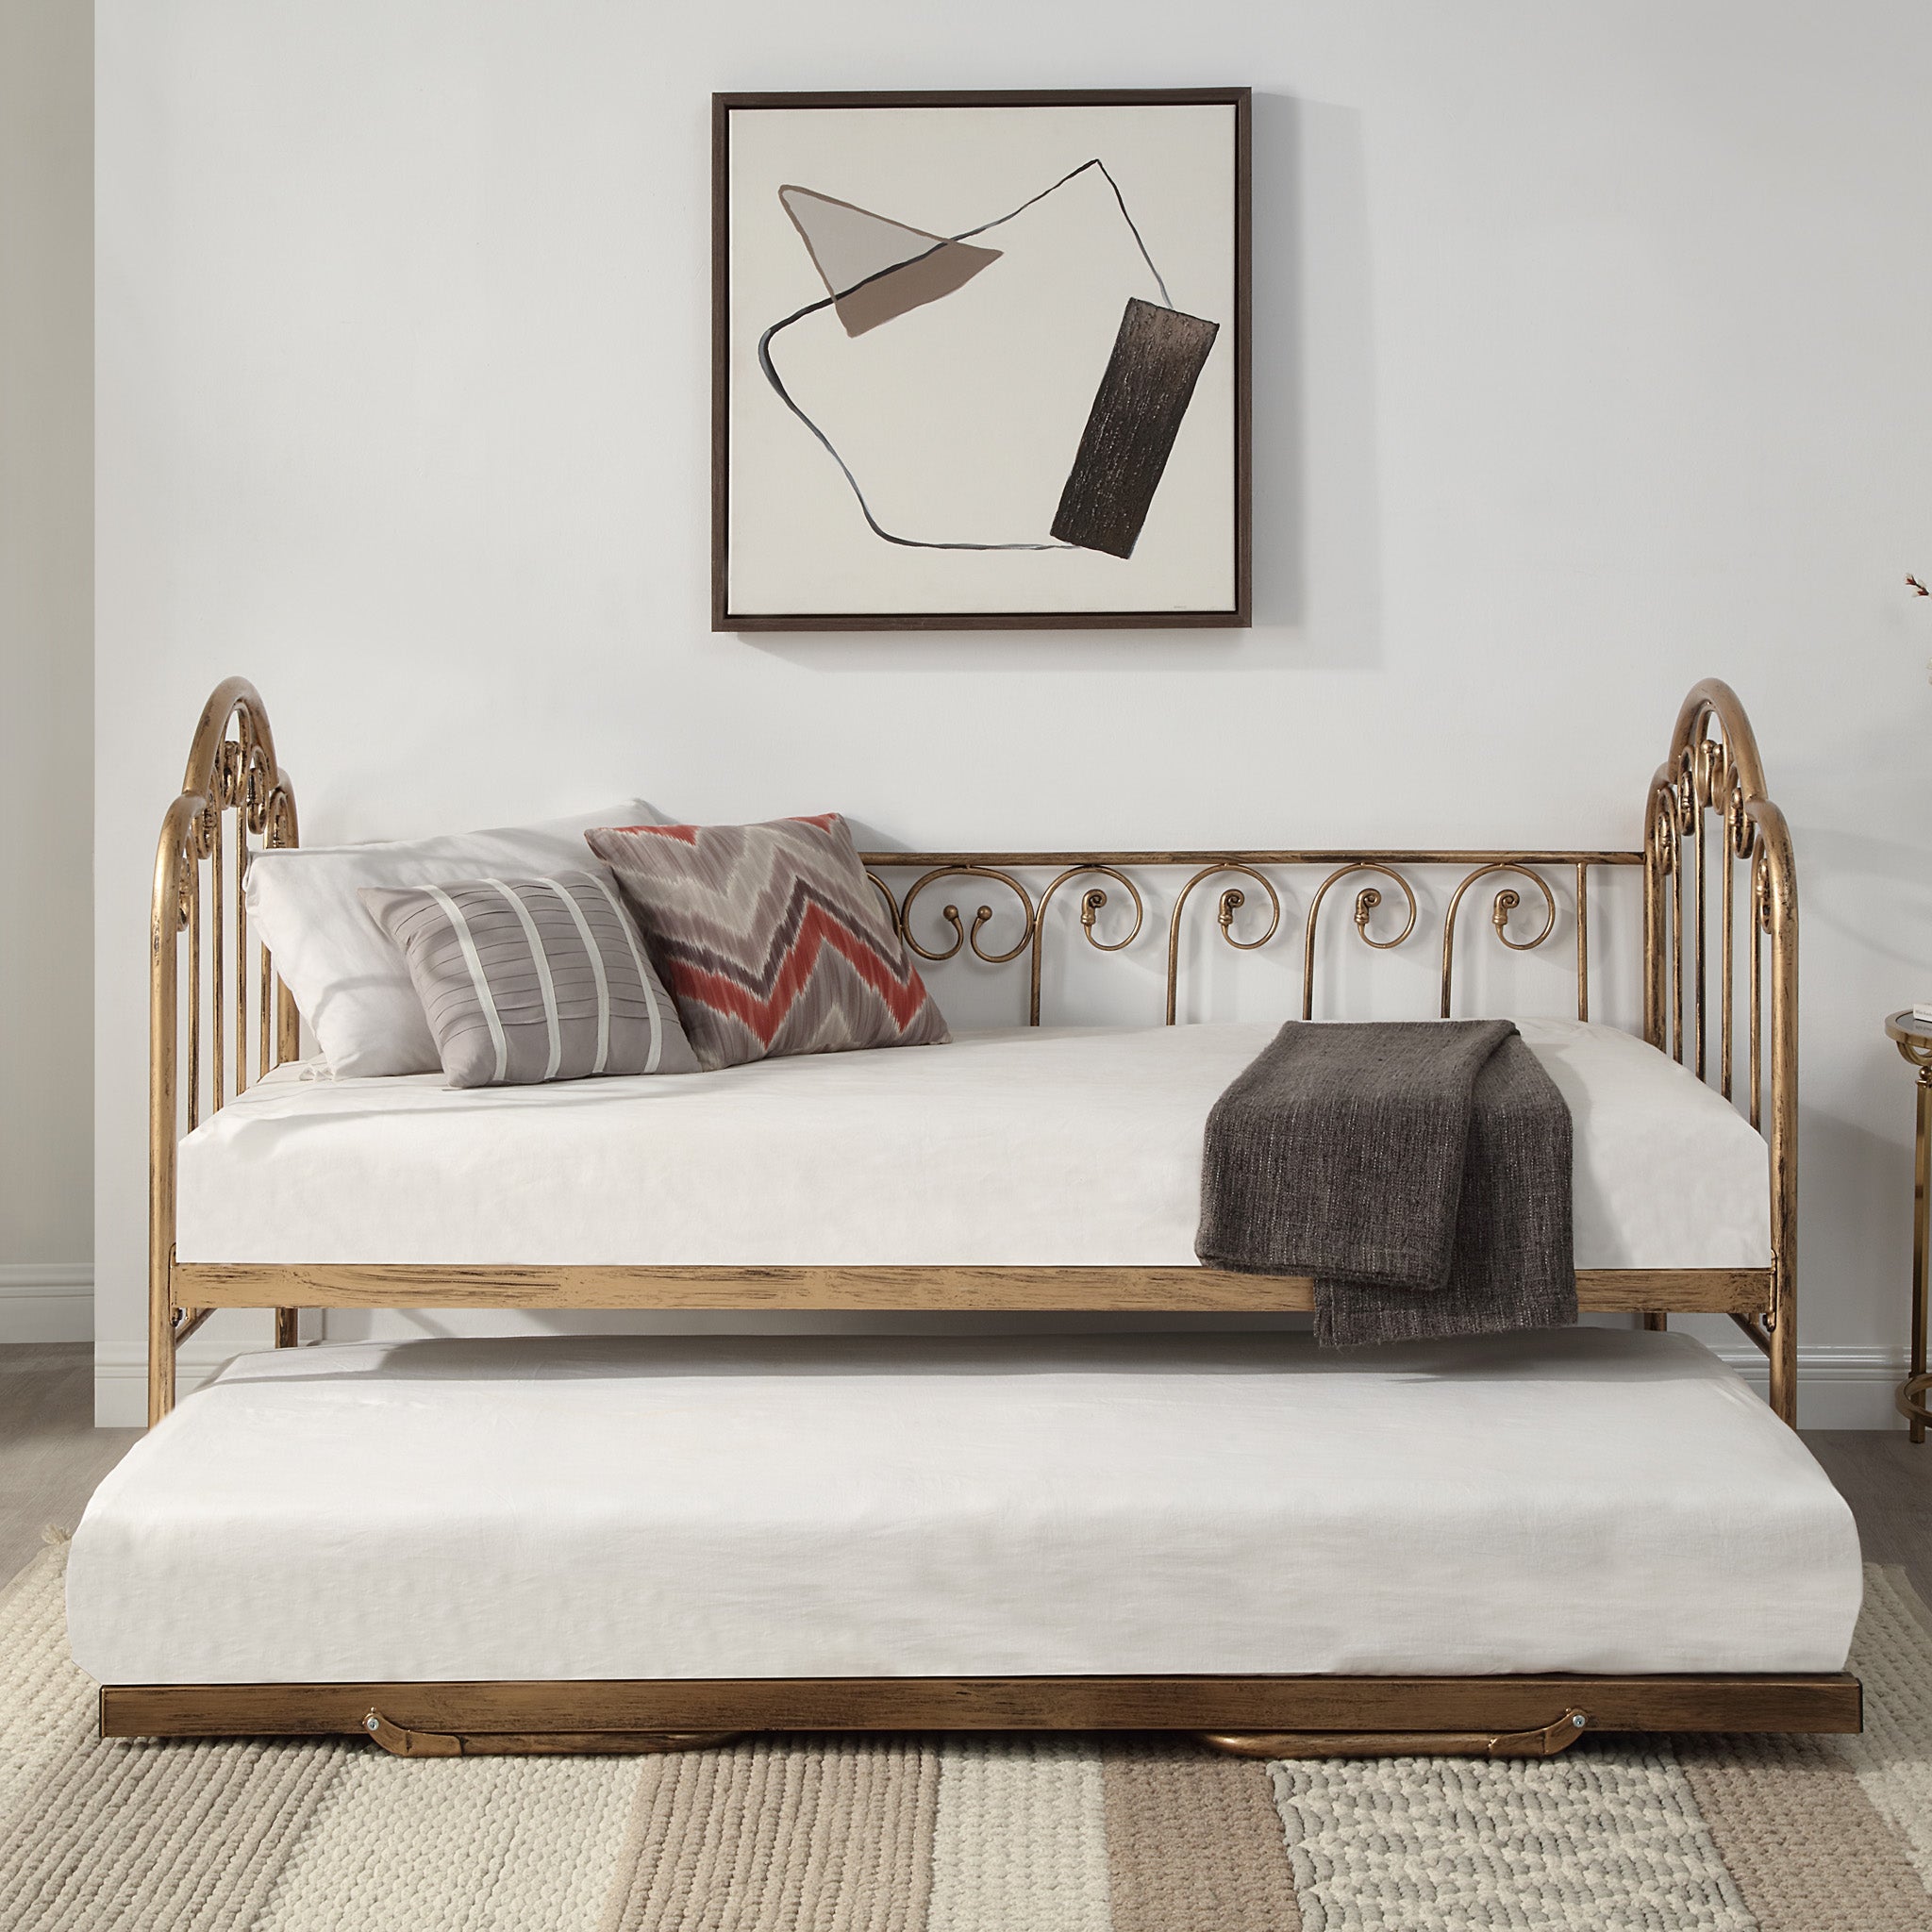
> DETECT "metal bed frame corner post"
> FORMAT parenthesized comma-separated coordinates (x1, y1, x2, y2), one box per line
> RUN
(1644, 677, 1799, 1425)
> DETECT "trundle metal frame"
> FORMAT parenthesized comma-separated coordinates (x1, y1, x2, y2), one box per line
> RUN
(121, 675, 1852, 1756)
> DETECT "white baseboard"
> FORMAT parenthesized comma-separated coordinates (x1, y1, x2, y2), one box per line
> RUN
(1711, 1343, 1912, 1430)
(92, 1313, 291, 1426)
(93, 1355, 234, 1426)
(0, 1264, 92, 1343)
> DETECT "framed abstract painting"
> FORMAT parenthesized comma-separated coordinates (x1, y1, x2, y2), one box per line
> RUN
(712, 88, 1251, 631)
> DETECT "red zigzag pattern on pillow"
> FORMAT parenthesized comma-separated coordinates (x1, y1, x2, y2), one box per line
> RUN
(584, 814, 950, 1070)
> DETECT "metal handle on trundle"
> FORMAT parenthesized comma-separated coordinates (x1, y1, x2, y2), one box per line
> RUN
(1200, 1707, 1591, 1759)
(359, 1710, 745, 1757)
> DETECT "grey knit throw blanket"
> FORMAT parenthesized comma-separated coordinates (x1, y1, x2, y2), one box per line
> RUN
(1195, 1020, 1576, 1347)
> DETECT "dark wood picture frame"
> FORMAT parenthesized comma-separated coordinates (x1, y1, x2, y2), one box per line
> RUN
(711, 88, 1252, 633)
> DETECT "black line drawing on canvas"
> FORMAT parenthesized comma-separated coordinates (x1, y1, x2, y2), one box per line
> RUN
(757, 158, 1214, 557)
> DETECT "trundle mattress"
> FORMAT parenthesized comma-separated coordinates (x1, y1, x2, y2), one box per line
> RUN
(173, 1019, 1772, 1268)
(67, 1328, 1860, 1685)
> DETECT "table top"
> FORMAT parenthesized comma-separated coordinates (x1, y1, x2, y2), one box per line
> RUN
(1888, 1011, 1932, 1053)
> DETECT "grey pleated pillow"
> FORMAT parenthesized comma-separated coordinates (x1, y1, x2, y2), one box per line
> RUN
(360, 872, 699, 1087)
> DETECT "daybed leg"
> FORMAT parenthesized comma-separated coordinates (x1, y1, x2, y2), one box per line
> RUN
(147, 1289, 175, 1426)
(275, 1308, 300, 1348)
(1641, 1312, 1668, 1332)
(1769, 1282, 1798, 1429)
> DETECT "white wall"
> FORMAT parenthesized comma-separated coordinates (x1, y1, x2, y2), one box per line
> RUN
(96, 1, 1932, 1424)
(1, 0, 92, 1341)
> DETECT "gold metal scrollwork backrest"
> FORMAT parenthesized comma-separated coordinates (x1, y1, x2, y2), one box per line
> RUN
(1301, 864, 1420, 1022)
(896, 867, 1037, 967)
(864, 869, 903, 934)
(1440, 864, 1557, 1020)
(1030, 866, 1144, 1026)
(862, 849, 1629, 1033)
(868, 861, 1150, 1027)
(1165, 864, 1282, 1025)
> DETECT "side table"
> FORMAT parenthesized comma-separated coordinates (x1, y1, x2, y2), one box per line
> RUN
(1885, 1010, 1932, 1442)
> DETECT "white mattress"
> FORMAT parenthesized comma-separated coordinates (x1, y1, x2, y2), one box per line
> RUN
(175, 1019, 1771, 1268)
(67, 1329, 1860, 1684)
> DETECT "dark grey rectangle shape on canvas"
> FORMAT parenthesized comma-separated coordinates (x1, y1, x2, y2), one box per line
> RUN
(1051, 298, 1220, 559)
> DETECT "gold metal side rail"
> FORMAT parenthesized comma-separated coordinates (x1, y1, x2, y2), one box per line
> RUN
(168, 1260, 1774, 1315)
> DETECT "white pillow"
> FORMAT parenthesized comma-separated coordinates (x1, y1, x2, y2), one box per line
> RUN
(246, 803, 662, 1078)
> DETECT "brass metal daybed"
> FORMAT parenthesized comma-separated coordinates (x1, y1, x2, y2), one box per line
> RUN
(92, 675, 1856, 1758)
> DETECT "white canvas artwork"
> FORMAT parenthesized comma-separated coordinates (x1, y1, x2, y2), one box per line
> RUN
(714, 92, 1250, 629)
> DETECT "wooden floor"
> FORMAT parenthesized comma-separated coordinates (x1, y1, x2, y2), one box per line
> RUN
(1, 1344, 142, 1584)
(2, 1342, 1927, 1598)
(1805, 1429, 1932, 1604)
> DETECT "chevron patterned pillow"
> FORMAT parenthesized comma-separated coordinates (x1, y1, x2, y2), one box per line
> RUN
(584, 814, 950, 1071)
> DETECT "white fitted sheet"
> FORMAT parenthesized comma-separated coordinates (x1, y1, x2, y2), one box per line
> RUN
(66, 1329, 1860, 1684)
(175, 1019, 1771, 1269)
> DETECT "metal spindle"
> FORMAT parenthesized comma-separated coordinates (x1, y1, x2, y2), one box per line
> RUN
(1720, 828, 1734, 1101)
(1693, 796, 1707, 1080)
(235, 777, 248, 1097)
(1749, 864, 1764, 1132)
(1672, 831, 1686, 1064)
(187, 859, 202, 1131)
(211, 807, 225, 1112)
(1574, 862, 1589, 1023)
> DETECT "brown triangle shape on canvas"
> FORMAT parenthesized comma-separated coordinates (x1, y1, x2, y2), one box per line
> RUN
(778, 184, 1001, 338)
(831, 242, 1002, 338)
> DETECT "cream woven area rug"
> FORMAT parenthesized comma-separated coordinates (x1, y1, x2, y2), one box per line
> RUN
(5, 1536, 1931, 1932)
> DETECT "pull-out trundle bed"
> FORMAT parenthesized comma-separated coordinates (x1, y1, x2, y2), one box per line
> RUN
(78, 677, 1865, 1757)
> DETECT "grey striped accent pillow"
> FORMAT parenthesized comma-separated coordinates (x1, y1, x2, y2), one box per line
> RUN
(359, 872, 699, 1088)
